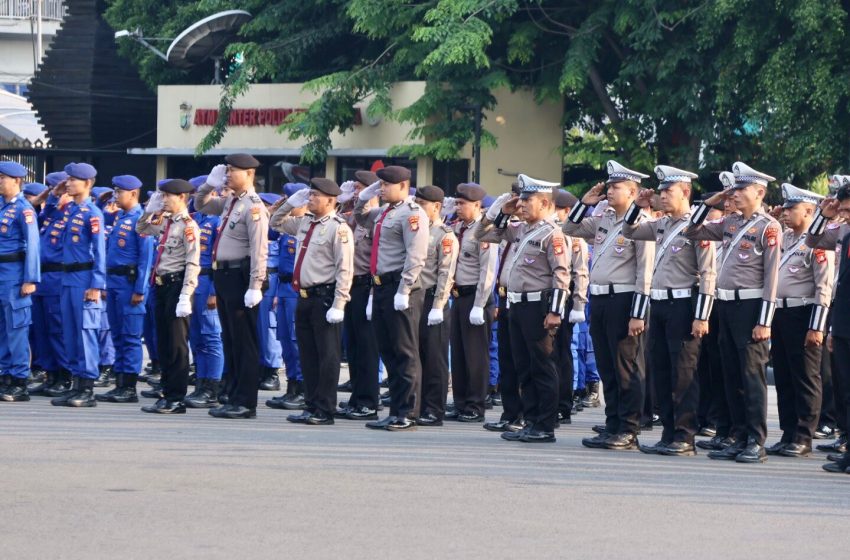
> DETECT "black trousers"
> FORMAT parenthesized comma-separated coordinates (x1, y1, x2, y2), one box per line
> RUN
(697, 308, 729, 436)
(497, 301, 521, 422)
(829, 335, 850, 435)
(819, 344, 838, 430)
(770, 306, 823, 445)
(214, 267, 261, 409)
(715, 299, 769, 444)
(508, 299, 558, 432)
(372, 282, 424, 418)
(554, 302, 575, 418)
(296, 294, 342, 417)
(154, 280, 190, 402)
(589, 292, 645, 435)
(643, 334, 656, 424)
(449, 293, 494, 416)
(343, 283, 379, 409)
(649, 298, 702, 444)
(419, 291, 450, 418)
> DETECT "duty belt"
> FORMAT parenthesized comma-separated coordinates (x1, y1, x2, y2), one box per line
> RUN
(352, 274, 372, 287)
(267, 267, 279, 274)
(199, 268, 214, 276)
(0, 252, 25, 263)
(41, 262, 64, 273)
(425, 286, 437, 297)
(506, 290, 552, 306)
(716, 288, 763, 301)
(589, 283, 635, 296)
(154, 271, 184, 286)
(451, 285, 477, 298)
(776, 297, 814, 309)
(213, 257, 249, 271)
(63, 262, 94, 273)
(650, 288, 693, 301)
(107, 265, 137, 277)
(372, 269, 403, 287)
(278, 272, 294, 283)
(298, 283, 335, 299)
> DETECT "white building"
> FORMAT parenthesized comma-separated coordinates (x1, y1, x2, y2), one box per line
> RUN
(0, 0, 65, 95)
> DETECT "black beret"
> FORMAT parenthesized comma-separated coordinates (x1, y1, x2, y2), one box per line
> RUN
(554, 190, 578, 209)
(415, 185, 445, 203)
(225, 153, 260, 169)
(354, 170, 379, 185)
(158, 179, 195, 195)
(310, 177, 341, 196)
(456, 183, 486, 202)
(376, 165, 411, 184)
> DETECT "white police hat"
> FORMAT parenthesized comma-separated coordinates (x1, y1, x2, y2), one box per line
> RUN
(654, 165, 698, 189)
(517, 173, 560, 199)
(781, 183, 823, 208)
(731, 161, 775, 188)
(606, 160, 649, 184)
(828, 174, 850, 194)
(719, 171, 736, 190)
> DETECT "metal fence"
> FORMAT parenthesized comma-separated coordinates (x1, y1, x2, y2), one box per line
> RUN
(0, 0, 65, 21)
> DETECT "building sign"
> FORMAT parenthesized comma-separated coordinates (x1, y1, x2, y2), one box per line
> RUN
(191, 107, 363, 127)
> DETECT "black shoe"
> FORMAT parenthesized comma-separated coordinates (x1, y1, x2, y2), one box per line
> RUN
(345, 406, 379, 421)
(735, 439, 767, 463)
(30, 367, 47, 384)
(366, 416, 398, 430)
(93, 366, 112, 388)
(279, 393, 306, 410)
(218, 393, 230, 405)
(557, 411, 572, 425)
(380, 378, 389, 389)
(814, 424, 837, 439)
(286, 411, 313, 423)
(604, 433, 638, 450)
(185, 380, 220, 408)
(258, 368, 281, 391)
(707, 440, 746, 460)
(50, 377, 82, 406)
(185, 378, 206, 401)
(444, 408, 461, 421)
(265, 395, 290, 409)
(141, 399, 186, 414)
(822, 461, 850, 473)
(208, 404, 233, 418)
(658, 441, 697, 457)
(592, 424, 607, 434)
(697, 425, 717, 438)
(582, 432, 611, 449)
(458, 411, 485, 423)
(44, 370, 72, 397)
(145, 374, 162, 386)
(484, 393, 494, 410)
(491, 392, 502, 407)
(0, 374, 11, 396)
(417, 413, 443, 426)
(639, 440, 671, 455)
(0, 378, 30, 402)
(386, 417, 417, 431)
(501, 426, 531, 441)
(483, 420, 511, 432)
(306, 412, 334, 425)
(765, 441, 788, 455)
(141, 387, 163, 399)
(817, 434, 847, 453)
(520, 429, 556, 443)
(582, 382, 600, 407)
(65, 379, 97, 407)
(337, 379, 352, 392)
(28, 370, 57, 396)
(334, 406, 353, 418)
(216, 406, 256, 419)
(697, 435, 734, 451)
(640, 416, 658, 431)
(827, 452, 847, 462)
(779, 443, 811, 457)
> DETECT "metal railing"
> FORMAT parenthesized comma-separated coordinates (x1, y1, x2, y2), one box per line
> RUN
(0, 0, 66, 21)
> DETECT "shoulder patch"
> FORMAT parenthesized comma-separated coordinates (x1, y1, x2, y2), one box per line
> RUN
(185, 225, 196, 243)
(251, 206, 261, 221)
(90, 216, 100, 234)
(333, 214, 346, 224)
(553, 236, 565, 255)
(828, 223, 841, 230)
(338, 227, 349, 243)
(815, 248, 827, 264)
(765, 225, 779, 247)
(441, 236, 453, 255)
(572, 238, 581, 253)
(408, 215, 420, 231)
(23, 209, 34, 224)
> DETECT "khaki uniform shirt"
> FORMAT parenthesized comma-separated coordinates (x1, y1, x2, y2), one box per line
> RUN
(420, 221, 458, 310)
(453, 216, 497, 307)
(136, 209, 200, 297)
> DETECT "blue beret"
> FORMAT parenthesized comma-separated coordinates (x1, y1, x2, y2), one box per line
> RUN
(157, 178, 173, 188)
(189, 175, 208, 189)
(259, 192, 282, 205)
(23, 182, 48, 196)
(64, 162, 97, 180)
(112, 175, 142, 191)
(0, 161, 29, 178)
(283, 182, 309, 197)
(45, 171, 68, 187)
(91, 187, 113, 200)
(145, 190, 155, 200)
(481, 195, 495, 209)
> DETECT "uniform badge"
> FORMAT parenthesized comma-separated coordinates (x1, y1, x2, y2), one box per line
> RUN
(828, 223, 841, 230)
(699, 240, 711, 248)
(408, 215, 420, 231)
(288, 248, 295, 254)
(738, 252, 750, 261)
(523, 257, 535, 265)
(729, 225, 737, 232)
(90, 217, 100, 234)
(553, 237, 564, 255)
(441, 237, 453, 255)
(671, 245, 682, 253)
(595, 234, 604, 244)
(616, 236, 625, 245)
(815, 249, 827, 264)
(339, 228, 349, 243)
(185, 226, 196, 242)
(614, 246, 625, 254)
(748, 227, 757, 234)
(117, 238, 126, 247)
(0, 226, 6, 233)
(481, 242, 489, 250)
(72, 235, 80, 243)
(251, 207, 261, 222)
(200, 244, 207, 253)
(788, 265, 801, 274)
(740, 241, 752, 250)
(23, 209, 34, 224)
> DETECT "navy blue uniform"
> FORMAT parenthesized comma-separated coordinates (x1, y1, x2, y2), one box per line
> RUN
(276, 231, 302, 382)
(259, 229, 283, 369)
(189, 212, 224, 381)
(33, 195, 69, 374)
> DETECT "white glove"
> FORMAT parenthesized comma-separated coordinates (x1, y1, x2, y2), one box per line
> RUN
(393, 293, 409, 311)
(359, 181, 381, 201)
(440, 197, 456, 219)
(286, 188, 310, 209)
(469, 305, 485, 325)
(486, 192, 513, 221)
(207, 164, 227, 190)
(569, 309, 586, 324)
(427, 308, 444, 326)
(175, 294, 192, 317)
(338, 191, 354, 204)
(244, 288, 262, 308)
(366, 294, 373, 320)
(340, 180, 357, 195)
(326, 307, 345, 324)
(146, 191, 164, 214)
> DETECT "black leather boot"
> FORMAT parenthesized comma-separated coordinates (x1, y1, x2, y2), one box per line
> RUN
(1, 377, 30, 402)
(29, 370, 57, 395)
(185, 379, 220, 408)
(259, 367, 281, 391)
(44, 370, 72, 397)
(66, 378, 97, 407)
(51, 376, 82, 406)
(0, 374, 11, 397)
(94, 365, 112, 388)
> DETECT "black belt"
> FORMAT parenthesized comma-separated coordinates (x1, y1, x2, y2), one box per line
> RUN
(268, 267, 279, 274)
(425, 286, 437, 297)
(278, 272, 293, 283)
(298, 283, 335, 299)
(42, 262, 64, 273)
(0, 252, 25, 263)
(372, 269, 403, 287)
(199, 268, 214, 276)
(352, 274, 372, 287)
(154, 271, 185, 286)
(452, 285, 477, 297)
(107, 265, 137, 277)
(213, 257, 249, 271)
(64, 262, 94, 273)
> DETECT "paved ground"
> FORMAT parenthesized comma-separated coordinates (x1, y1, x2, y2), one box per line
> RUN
(1, 372, 848, 559)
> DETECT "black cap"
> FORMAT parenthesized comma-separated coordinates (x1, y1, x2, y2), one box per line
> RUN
(415, 185, 445, 203)
(554, 190, 578, 209)
(158, 179, 195, 195)
(225, 153, 260, 169)
(354, 170, 379, 185)
(310, 177, 342, 196)
(456, 183, 486, 202)
(376, 165, 411, 184)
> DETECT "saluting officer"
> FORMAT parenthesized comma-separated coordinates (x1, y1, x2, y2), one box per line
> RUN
(622, 165, 716, 456)
(95, 175, 155, 403)
(687, 162, 781, 463)
(478, 174, 571, 443)
(0, 161, 40, 402)
(48, 163, 106, 408)
(763, 183, 832, 458)
(270, 178, 354, 425)
(195, 154, 269, 419)
(448, 183, 498, 422)
(564, 161, 654, 451)
(414, 185, 458, 426)
(354, 165, 429, 431)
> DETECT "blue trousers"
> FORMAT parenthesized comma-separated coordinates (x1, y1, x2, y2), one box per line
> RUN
(143, 289, 158, 362)
(258, 276, 283, 368)
(98, 300, 115, 367)
(0, 284, 33, 378)
(573, 319, 600, 389)
(488, 320, 499, 387)
(61, 285, 101, 379)
(189, 275, 224, 380)
(106, 281, 145, 375)
(276, 294, 302, 381)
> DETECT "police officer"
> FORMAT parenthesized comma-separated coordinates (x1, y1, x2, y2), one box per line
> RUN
(564, 161, 654, 451)
(687, 162, 781, 463)
(185, 175, 225, 408)
(23, 182, 48, 214)
(270, 178, 353, 425)
(47, 163, 106, 408)
(414, 185, 458, 425)
(354, 166, 429, 431)
(95, 175, 155, 403)
(448, 183, 497, 422)
(266, 183, 307, 411)
(137, 179, 200, 414)
(0, 161, 40, 401)
(258, 192, 284, 391)
(478, 174, 572, 443)
(622, 165, 716, 456)
(763, 183, 832, 458)
(195, 154, 269, 419)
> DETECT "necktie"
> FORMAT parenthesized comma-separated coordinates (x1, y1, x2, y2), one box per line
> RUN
(369, 206, 392, 276)
(150, 219, 172, 286)
(496, 241, 512, 286)
(212, 197, 237, 263)
(292, 221, 318, 291)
